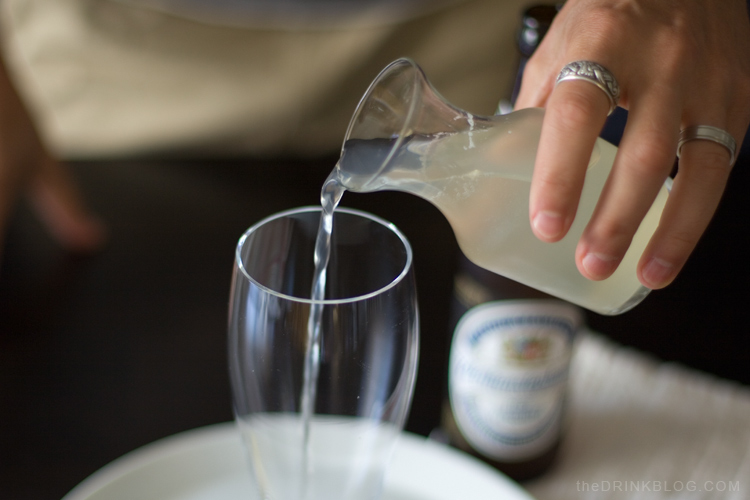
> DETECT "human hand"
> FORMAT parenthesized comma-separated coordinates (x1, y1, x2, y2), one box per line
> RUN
(0, 58, 105, 262)
(515, 0, 750, 289)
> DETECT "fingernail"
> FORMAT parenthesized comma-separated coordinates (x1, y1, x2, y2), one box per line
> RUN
(581, 252, 619, 280)
(642, 257, 674, 289)
(532, 211, 564, 240)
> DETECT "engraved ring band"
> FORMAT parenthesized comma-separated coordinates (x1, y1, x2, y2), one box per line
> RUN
(556, 60, 620, 116)
(677, 125, 737, 167)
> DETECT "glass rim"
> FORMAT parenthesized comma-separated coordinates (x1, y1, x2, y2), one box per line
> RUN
(235, 206, 413, 305)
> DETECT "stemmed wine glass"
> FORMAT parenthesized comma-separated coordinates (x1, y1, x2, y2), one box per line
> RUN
(228, 206, 419, 500)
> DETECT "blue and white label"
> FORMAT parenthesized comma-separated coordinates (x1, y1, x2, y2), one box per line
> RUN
(449, 300, 581, 461)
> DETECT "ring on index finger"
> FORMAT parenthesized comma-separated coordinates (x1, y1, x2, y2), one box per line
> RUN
(556, 61, 620, 115)
(677, 125, 737, 166)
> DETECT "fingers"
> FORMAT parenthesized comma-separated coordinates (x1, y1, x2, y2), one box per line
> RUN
(516, 0, 750, 292)
(575, 89, 680, 281)
(529, 78, 611, 242)
(638, 131, 736, 289)
(533, 67, 740, 290)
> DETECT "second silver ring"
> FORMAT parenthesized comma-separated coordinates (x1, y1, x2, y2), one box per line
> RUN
(677, 125, 737, 166)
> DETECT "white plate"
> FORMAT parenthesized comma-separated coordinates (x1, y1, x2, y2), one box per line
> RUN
(62, 422, 535, 500)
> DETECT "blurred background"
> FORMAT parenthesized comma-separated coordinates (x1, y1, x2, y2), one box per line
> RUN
(2, 142, 749, 500)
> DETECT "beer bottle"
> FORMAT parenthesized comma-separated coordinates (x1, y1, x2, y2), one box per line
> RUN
(442, 255, 582, 481)
(440, 4, 583, 482)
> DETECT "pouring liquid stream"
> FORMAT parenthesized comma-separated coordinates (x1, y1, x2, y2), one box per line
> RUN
(300, 177, 345, 500)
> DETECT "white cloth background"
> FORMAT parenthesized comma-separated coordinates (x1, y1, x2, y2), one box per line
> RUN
(525, 332, 750, 500)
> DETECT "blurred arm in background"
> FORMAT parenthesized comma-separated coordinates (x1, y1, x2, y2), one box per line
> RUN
(0, 52, 105, 262)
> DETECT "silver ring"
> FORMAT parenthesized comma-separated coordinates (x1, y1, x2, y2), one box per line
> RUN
(677, 125, 737, 166)
(556, 60, 620, 116)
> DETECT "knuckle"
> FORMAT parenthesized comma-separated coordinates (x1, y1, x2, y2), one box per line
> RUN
(663, 228, 700, 255)
(589, 213, 636, 249)
(621, 137, 676, 179)
(571, 6, 623, 49)
(524, 56, 547, 82)
(536, 169, 581, 198)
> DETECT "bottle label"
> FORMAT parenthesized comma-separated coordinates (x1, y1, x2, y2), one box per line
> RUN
(449, 300, 580, 462)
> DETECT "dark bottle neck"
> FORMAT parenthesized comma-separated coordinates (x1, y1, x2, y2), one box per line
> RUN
(509, 4, 561, 106)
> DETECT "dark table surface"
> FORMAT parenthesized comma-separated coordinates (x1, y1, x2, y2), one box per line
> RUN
(1, 149, 748, 500)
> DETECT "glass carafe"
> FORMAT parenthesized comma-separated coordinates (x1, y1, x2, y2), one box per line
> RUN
(330, 58, 670, 315)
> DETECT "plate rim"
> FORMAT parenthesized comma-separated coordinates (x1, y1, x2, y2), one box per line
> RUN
(62, 422, 536, 500)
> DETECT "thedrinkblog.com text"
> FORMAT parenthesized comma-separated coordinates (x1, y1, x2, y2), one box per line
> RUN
(576, 480, 740, 493)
